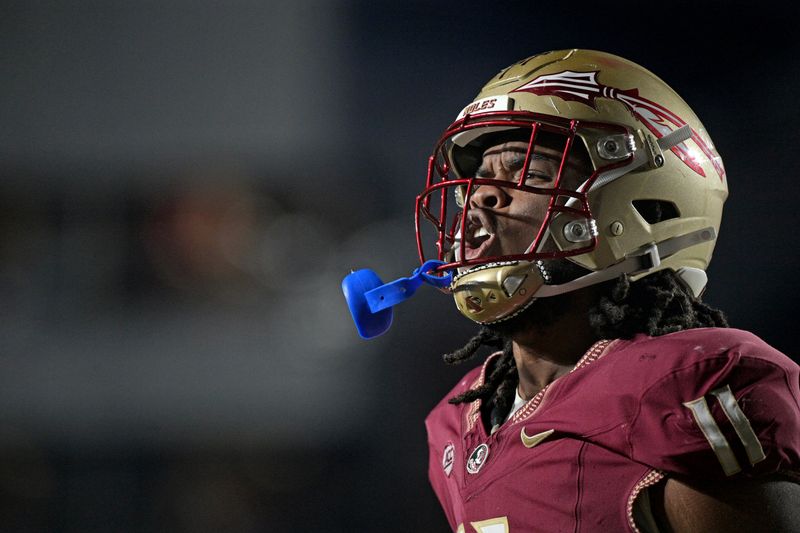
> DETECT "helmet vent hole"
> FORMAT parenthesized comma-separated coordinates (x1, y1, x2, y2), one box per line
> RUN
(632, 200, 680, 224)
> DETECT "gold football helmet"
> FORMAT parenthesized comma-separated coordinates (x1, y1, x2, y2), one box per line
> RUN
(415, 49, 728, 325)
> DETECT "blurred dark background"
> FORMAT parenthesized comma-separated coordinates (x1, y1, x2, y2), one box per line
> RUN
(1, 1, 798, 531)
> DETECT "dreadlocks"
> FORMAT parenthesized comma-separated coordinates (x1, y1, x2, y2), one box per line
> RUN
(443, 269, 729, 426)
(589, 269, 728, 339)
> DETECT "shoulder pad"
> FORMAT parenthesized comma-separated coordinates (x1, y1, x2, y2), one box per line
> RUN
(624, 329, 800, 478)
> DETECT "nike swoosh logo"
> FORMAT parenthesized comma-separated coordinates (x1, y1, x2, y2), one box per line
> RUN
(520, 428, 555, 448)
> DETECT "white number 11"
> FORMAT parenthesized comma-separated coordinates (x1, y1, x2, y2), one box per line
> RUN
(683, 384, 766, 476)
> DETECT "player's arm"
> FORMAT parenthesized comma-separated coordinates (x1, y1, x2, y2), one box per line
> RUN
(651, 474, 800, 533)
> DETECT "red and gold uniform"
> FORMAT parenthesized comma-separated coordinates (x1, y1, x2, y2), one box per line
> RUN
(426, 328, 800, 532)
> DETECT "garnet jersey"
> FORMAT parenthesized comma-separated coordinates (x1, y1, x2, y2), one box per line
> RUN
(425, 328, 800, 532)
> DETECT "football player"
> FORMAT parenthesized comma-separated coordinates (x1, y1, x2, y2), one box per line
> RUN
(417, 50, 800, 532)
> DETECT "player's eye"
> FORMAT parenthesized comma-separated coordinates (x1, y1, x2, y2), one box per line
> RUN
(507, 155, 555, 184)
(525, 171, 554, 183)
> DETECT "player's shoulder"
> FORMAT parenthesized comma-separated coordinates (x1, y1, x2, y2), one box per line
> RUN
(542, 328, 796, 441)
(608, 325, 799, 406)
(619, 328, 800, 478)
(606, 327, 796, 383)
(624, 326, 786, 360)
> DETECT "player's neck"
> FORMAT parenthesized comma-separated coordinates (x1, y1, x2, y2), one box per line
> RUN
(511, 292, 600, 401)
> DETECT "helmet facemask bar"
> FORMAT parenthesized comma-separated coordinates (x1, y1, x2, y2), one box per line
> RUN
(415, 112, 610, 276)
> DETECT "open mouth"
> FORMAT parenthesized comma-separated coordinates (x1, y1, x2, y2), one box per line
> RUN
(464, 212, 497, 260)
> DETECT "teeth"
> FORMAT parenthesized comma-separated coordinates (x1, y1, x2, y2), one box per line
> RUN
(474, 227, 491, 238)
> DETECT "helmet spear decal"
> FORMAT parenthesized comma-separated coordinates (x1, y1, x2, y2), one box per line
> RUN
(513, 70, 725, 181)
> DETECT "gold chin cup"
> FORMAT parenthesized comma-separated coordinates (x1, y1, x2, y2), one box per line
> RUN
(451, 261, 546, 325)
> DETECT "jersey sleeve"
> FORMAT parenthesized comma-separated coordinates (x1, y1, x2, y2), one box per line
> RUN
(627, 331, 800, 479)
(425, 364, 486, 532)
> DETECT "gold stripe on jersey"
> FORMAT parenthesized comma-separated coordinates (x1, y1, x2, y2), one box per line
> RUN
(683, 396, 741, 476)
(710, 385, 766, 466)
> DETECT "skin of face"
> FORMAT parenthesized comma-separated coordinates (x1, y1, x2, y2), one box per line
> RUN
(462, 140, 590, 261)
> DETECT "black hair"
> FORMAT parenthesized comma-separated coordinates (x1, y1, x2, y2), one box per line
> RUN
(443, 269, 729, 427)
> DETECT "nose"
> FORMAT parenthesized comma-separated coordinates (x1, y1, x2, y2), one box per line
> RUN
(469, 183, 510, 209)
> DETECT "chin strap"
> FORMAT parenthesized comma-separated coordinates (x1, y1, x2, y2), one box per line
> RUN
(535, 226, 716, 298)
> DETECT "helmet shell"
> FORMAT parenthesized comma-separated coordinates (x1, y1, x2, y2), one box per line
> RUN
(463, 49, 727, 274)
(424, 49, 728, 324)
